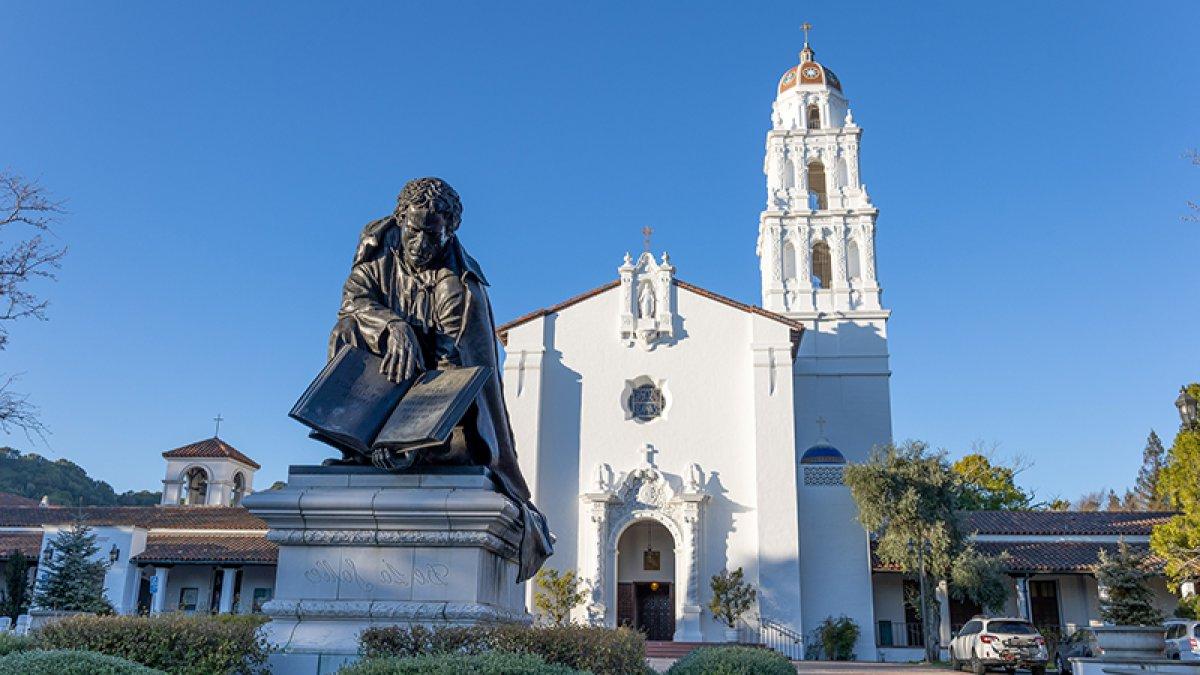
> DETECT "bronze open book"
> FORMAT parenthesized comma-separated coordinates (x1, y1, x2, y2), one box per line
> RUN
(290, 345, 489, 458)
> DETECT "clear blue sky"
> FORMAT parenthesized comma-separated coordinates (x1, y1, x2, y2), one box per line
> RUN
(3, 1, 1197, 502)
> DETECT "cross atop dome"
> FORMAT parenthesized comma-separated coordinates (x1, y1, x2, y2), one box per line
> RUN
(800, 22, 815, 63)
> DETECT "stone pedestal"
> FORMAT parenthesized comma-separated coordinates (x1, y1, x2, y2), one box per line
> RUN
(244, 465, 530, 675)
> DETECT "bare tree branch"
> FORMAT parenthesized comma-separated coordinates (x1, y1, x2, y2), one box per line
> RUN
(0, 170, 66, 435)
(1186, 150, 1199, 223)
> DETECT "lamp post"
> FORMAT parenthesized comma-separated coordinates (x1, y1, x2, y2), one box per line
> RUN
(908, 536, 936, 663)
(1177, 387, 1198, 429)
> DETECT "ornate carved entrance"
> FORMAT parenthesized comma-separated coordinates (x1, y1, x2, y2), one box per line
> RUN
(581, 458, 709, 641)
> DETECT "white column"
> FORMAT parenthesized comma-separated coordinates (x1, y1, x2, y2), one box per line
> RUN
(1015, 576, 1031, 621)
(936, 580, 952, 649)
(218, 567, 238, 614)
(675, 498, 707, 642)
(151, 567, 170, 614)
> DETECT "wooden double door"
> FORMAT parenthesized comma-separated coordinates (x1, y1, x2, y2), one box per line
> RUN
(617, 582, 674, 641)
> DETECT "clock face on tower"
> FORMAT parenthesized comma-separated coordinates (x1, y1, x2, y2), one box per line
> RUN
(801, 66, 821, 80)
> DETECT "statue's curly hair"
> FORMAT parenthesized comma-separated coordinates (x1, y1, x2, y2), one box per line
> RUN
(395, 177, 462, 231)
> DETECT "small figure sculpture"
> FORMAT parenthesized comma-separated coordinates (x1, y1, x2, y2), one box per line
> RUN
(638, 282, 656, 319)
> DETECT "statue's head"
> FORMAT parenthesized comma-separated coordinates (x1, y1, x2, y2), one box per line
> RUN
(393, 177, 462, 269)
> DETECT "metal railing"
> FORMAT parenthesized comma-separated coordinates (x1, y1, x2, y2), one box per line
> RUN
(736, 615, 805, 660)
(876, 620, 925, 648)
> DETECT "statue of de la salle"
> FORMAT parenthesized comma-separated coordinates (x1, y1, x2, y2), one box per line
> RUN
(325, 177, 551, 581)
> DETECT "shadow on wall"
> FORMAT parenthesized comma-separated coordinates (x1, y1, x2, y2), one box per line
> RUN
(536, 314, 582, 563)
(702, 470, 752, 621)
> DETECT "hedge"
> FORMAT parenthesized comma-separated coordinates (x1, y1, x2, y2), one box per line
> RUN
(665, 646, 793, 675)
(35, 613, 269, 675)
(0, 649, 166, 674)
(340, 652, 583, 674)
(0, 631, 36, 655)
(359, 624, 645, 675)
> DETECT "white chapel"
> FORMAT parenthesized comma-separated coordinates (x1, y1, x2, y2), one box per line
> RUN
(498, 34, 891, 657)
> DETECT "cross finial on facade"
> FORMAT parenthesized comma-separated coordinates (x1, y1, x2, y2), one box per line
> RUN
(815, 415, 827, 436)
(642, 226, 653, 253)
(642, 443, 658, 467)
(213, 414, 224, 438)
(801, 21, 813, 45)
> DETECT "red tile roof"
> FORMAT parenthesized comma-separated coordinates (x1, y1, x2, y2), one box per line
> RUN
(0, 531, 44, 559)
(129, 534, 277, 565)
(0, 506, 266, 530)
(0, 492, 39, 507)
(162, 437, 261, 470)
(974, 541, 1165, 574)
(961, 511, 1174, 536)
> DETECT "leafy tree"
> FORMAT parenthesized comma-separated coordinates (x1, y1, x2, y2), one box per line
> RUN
(1151, 383, 1200, 589)
(32, 517, 113, 613)
(531, 567, 586, 627)
(0, 550, 31, 620)
(708, 567, 756, 628)
(950, 545, 1010, 614)
(951, 452, 1033, 510)
(1045, 498, 1072, 511)
(0, 448, 160, 506)
(846, 441, 1010, 661)
(815, 615, 860, 661)
(1135, 430, 1169, 510)
(1096, 540, 1163, 626)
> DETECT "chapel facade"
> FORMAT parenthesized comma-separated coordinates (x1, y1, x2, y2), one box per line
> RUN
(497, 36, 889, 655)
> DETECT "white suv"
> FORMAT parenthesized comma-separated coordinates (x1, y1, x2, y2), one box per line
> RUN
(1165, 619, 1200, 661)
(949, 617, 1049, 674)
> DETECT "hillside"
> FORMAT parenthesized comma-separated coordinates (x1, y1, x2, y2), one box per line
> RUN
(0, 448, 160, 506)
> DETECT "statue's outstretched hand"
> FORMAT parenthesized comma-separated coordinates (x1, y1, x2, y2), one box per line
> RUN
(382, 321, 424, 383)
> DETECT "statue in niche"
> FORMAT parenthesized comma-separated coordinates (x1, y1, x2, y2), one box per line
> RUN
(638, 281, 656, 319)
(318, 177, 552, 581)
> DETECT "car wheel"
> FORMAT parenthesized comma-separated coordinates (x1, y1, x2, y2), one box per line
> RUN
(1030, 666, 1046, 675)
(971, 656, 986, 675)
(1003, 668, 1015, 675)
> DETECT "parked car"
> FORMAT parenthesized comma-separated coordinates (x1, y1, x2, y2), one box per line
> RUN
(1164, 619, 1200, 661)
(1056, 627, 1101, 674)
(949, 616, 1049, 675)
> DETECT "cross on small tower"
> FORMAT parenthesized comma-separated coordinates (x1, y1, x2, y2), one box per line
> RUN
(801, 21, 813, 45)
(213, 414, 224, 438)
(815, 415, 827, 436)
(642, 226, 653, 253)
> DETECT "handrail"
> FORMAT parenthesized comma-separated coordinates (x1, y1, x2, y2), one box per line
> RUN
(737, 614, 804, 660)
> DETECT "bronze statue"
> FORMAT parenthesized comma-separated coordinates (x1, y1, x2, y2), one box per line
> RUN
(325, 177, 551, 581)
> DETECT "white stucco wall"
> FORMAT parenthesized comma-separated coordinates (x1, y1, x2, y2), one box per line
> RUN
(504, 282, 803, 641)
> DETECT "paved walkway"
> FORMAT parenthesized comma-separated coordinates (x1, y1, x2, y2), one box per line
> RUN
(792, 663, 949, 673)
(647, 659, 951, 673)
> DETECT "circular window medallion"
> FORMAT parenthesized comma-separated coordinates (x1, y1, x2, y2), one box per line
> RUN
(628, 383, 665, 422)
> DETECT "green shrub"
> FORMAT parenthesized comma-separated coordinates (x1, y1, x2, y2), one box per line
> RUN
(666, 646, 792, 675)
(35, 613, 269, 674)
(359, 624, 645, 675)
(1175, 594, 1200, 619)
(815, 615, 859, 660)
(340, 651, 582, 674)
(0, 649, 166, 674)
(0, 631, 36, 655)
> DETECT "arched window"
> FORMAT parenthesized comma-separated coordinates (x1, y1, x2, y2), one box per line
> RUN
(847, 240, 862, 282)
(781, 240, 797, 281)
(812, 241, 832, 289)
(806, 104, 821, 130)
(231, 472, 245, 507)
(183, 467, 208, 506)
(807, 161, 827, 210)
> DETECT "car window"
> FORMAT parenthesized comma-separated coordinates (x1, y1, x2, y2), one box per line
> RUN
(960, 621, 981, 636)
(987, 621, 1038, 635)
(1194, 625, 1200, 638)
(1167, 624, 1183, 639)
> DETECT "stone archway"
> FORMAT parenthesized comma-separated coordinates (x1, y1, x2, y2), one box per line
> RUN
(581, 461, 709, 641)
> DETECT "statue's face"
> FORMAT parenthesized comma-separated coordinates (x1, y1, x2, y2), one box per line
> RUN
(398, 207, 452, 269)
